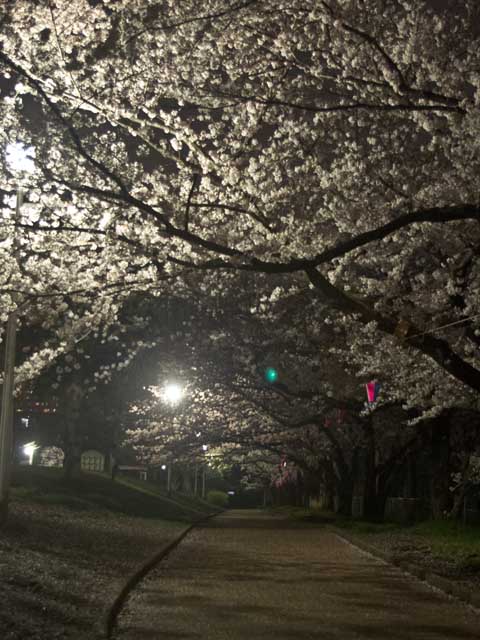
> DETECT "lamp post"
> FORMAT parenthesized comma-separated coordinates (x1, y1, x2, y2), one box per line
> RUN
(167, 462, 172, 495)
(0, 309, 17, 521)
(23, 442, 38, 466)
(160, 382, 184, 496)
(0, 142, 35, 523)
(201, 444, 208, 499)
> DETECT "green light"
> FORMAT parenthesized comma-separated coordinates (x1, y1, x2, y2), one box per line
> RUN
(265, 367, 278, 383)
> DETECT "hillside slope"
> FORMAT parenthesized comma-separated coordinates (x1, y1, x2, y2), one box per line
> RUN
(1, 466, 219, 640)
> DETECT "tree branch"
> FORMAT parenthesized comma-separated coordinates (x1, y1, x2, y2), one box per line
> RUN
(306, 267, 480, 392)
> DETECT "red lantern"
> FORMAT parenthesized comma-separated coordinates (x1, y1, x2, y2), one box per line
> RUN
(366, 381, 380, 403)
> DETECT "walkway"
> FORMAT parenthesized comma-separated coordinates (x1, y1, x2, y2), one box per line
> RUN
(115, 510, 480, 639)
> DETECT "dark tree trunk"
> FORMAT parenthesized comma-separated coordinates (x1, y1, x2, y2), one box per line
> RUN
(61, 381, 84, 480)
(336, 476, 354, 517)
(430, 414, 452, 519)
(362, 413, 384, 520)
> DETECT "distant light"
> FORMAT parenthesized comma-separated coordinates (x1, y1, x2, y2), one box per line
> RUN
(23, 441, 38, 465)
(265, 367, 278, 383)
(162, 382, 183, 405)
(161, 464, 167, 471)
(202, 444, 208, 451)
(6, 142, 36, 174)
(228, 491, 235, 495)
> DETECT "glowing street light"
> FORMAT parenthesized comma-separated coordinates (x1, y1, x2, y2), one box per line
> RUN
(23, 442, 38, 466)
(161, 382, 184, 405)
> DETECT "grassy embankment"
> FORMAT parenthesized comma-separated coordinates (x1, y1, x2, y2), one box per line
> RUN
(273, 505, 480, 571)
(0, 466, 219, 640)
(335, 517, 480, 565)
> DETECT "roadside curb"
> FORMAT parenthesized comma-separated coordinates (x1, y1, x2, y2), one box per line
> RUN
(104, 510, 222, 639)
(332, 528, 480, 613)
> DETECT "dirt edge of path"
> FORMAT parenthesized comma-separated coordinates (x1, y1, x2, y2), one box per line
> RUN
(104, 510, 223, 639)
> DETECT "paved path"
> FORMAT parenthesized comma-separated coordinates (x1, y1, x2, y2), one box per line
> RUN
(115, 510, 480, 639)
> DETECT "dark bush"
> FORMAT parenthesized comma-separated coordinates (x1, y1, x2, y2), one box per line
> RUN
(206, 490, 229, 508)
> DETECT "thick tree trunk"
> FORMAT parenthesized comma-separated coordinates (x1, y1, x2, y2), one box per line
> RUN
(448, 487, 466, 520)
(430, 414, 452, 519)
(61, 381, 84, 481)
(323, 463, 336, 511)
(362, 414, 384, 521)
(335, 476, 353, 517)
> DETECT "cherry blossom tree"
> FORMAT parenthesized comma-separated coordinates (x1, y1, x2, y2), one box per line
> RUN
(1, 1, 480, 514)
(1, 1, 479, 397)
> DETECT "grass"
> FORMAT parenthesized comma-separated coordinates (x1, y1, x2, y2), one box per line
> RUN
(269, 504, 480, 566)
(335, 516, 480, 553)
(10, 465, 219, 522)
(409, 519, 480, 564)
(333, 512, 480, 568)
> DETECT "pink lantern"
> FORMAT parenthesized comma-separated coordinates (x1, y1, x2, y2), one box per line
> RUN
(366, 381, 380, 403)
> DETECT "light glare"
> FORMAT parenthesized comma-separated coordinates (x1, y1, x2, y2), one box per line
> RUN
(6, 142, 36, 174)
(23, 441, 38, 465)
(162, 382, 183, 405)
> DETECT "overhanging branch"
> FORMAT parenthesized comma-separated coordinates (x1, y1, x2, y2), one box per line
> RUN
(306, 267, 480, 392)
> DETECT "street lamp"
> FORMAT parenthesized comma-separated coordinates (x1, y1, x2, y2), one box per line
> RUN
(161, 382, 184, 405)
(0, 142, 35, 522)
(23, 442, 38, 466)
(160, 382, 184, 494)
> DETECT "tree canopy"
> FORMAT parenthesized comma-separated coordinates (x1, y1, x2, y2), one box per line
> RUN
(1, 1, 479, 414)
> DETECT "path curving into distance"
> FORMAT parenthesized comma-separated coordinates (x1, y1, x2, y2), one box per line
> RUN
(114, 510, 480, 639)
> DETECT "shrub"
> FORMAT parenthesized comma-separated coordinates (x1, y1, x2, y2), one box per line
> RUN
(206, 490, 229, 508)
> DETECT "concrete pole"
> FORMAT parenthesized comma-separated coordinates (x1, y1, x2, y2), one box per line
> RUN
(167, 462, 172, 495)
(0, 313, 17, 522)
(0, 189, 22, 524)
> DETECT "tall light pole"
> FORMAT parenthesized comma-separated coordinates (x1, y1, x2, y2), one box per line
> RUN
(0, 304, 18, 521)
(201, 444, 208, 499)
(160, 382, 184, 497)
(0, 143, 35, 523)
(202, 465, 206, 499)
(194, 462, 198, 496)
